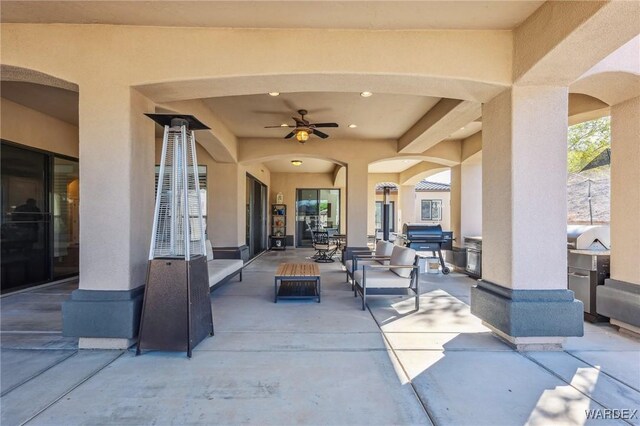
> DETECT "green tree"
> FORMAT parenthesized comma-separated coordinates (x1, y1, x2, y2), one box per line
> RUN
(567, 117, 610, 173)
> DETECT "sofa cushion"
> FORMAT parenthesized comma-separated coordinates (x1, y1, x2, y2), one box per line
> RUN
(207, 259, 243, 287)
(375, 240, 395, 257)
(389, 246, 416, 278)
(205, 240, 214, 261)
(354, 269, 412, 289)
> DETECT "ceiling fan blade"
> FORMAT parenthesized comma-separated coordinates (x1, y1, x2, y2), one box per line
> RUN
(265, 125, 294, 128)
(312, 129, 329, 139)
(284, 131, 296, 139)
(311, 123, 339, 128)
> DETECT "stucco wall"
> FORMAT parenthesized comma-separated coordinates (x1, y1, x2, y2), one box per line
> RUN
(1, 97, 78, 157)
(414, 191, 451, 231)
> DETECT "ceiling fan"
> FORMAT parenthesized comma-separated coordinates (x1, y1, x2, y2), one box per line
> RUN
(265, 109, 338, 143)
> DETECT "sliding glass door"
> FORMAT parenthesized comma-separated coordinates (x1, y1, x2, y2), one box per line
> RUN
(245, 174, 267, 258)
(295, 188, 340, 247)
(1, 142, 79, 293)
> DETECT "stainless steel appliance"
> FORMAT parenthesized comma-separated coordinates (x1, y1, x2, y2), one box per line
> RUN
(401, 224, 453, 274)
(464, 236, 482, 278)
(567, 225, 610, 322)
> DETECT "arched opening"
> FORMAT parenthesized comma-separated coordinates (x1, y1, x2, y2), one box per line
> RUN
(1, 66, 80, 292)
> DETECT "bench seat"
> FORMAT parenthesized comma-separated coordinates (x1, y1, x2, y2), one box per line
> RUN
(208, 259, 244, 288)
(205, 240, 244, 290)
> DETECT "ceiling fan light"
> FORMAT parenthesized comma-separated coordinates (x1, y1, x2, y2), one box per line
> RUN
(291, 160, 303, 166)
(295, 130, 309, 142)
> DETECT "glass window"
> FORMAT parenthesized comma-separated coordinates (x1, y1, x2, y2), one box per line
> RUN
(421, 199, 442, 221)
(1, 143, 51, 292)
(53, 157, 80, 279)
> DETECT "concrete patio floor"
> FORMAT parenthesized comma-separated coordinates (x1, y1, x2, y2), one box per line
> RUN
(1, 249, 639, 425)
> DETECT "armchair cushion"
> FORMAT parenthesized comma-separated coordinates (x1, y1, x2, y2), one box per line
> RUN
(346, 258, 388, 274)
(354, 269, 412, 289)
(389, 246, 417, 278)
(375, 240, 395, 257)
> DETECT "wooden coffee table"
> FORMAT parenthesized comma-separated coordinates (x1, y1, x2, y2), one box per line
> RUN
(274, 263, 321, 303)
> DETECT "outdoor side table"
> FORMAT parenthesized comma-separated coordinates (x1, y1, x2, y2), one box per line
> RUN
(274, 263, 321, 303)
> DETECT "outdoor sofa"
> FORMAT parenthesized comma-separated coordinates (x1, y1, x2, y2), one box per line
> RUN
(205, 240, 244, 290)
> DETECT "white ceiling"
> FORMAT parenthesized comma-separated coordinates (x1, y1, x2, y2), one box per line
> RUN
(1, 81, 78, 125)
(1, 1, 544, 30)
(203, 92, 441, 140)
(369, 159, 421, 174)
(263, 157, 336, 174)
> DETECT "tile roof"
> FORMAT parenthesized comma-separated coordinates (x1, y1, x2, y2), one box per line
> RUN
(375, 181, 451, 192)
(415, 181, 450, 192)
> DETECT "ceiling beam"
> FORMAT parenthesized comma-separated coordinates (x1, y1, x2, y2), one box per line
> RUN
(158, 99, 237, 163)
(514, 1, 640, 86)
(398, 99, 481, 154)
(461, 132, 482, 163)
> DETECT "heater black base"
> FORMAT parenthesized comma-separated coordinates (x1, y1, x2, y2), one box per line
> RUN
(136, 255, 213, 357)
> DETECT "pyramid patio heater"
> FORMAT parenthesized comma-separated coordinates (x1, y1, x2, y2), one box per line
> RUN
(137, 114, 212, 358)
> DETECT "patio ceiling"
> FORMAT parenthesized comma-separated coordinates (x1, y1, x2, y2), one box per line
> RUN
(1, 1, 544, 30)
(202, 92, 441, 140)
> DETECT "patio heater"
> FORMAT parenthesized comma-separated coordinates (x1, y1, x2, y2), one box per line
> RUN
(382, 186, 392, 241)
(137, 114, 212, 358)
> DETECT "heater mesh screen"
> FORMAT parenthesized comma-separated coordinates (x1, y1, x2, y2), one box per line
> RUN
(151, 126, 206, 259)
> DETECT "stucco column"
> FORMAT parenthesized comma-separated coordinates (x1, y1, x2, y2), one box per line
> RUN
(460, 155, 482, 238)
(399, 185, 416, 227)
(597, 96, 640, 335)
(449, 166, 462, 245)
(63, 86, 155, 349)
(471, 86, 583, 350)
(345, 160, 369, 259)
(210, 163, 245, 248)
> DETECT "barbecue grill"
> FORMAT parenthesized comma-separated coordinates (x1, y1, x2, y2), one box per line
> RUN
(401, 224, 453, 274)
(567, 225, 610, 322)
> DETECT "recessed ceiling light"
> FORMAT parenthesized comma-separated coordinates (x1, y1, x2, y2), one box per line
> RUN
(348, 124, 357, 128)
(268, 92, 280, 97)
(360, 91, 373, 97)
(291, 160, 303, 166)
(460, 126, 466, 130)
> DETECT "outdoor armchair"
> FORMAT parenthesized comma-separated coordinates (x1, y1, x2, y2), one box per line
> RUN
(313, 231, 338, 263)
(353, 246, 419, 311)
(345, 240, 395, 285)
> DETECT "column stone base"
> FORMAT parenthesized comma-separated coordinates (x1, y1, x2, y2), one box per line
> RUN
(79, 337, 135, 350)
(470, 280, 584, 350)
(610, 319, 640, 339)
(596, 279, 640, 333)
(484, 323, 565, 351)
(342, 246, 372, 265)
(62, 286, 145, 341)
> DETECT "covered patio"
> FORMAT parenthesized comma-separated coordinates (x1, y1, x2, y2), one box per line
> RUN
(2, 249, 639, 425)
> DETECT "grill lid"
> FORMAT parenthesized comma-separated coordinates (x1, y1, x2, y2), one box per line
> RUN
(402, 223, 443, 238)
(567, 225, 610, 250)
